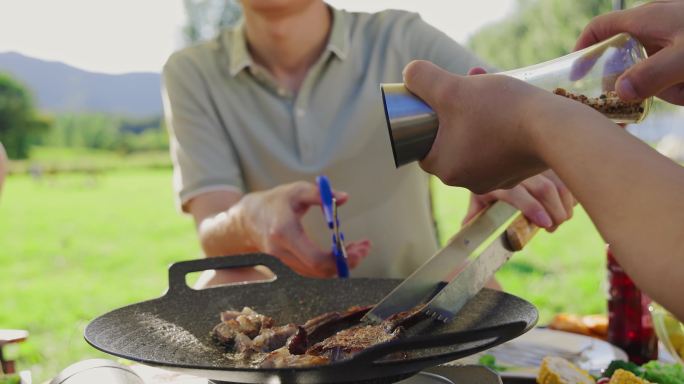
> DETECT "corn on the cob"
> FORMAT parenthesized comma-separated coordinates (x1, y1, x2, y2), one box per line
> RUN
(537, 356, 595, 384)
(608, 369, 652, 384)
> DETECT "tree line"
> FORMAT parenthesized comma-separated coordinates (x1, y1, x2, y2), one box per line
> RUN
(467, 0, 637, 69)
(467, 0, 676, 114)
(0, 72, 167, 159)
(42, 114, 167, 154)
(0, 73, 50, 159)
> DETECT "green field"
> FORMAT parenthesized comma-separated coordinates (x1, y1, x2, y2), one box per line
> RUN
(1, 155, 606, 382)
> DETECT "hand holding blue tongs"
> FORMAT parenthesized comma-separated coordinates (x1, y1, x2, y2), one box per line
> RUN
(316, 175, 350, 278)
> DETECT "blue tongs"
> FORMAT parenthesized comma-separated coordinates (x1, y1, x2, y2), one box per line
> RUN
(317, 175, 350, 278)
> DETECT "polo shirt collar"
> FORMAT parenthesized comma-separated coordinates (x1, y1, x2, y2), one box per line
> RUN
(228, 20, 251, 77)
(327, 7, 349, 61)
(226, 6, 349, 77)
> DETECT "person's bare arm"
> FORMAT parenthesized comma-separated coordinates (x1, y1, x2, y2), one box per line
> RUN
(186, 189, 268, 286)
(404, 61, 684, 321)
(531, 92, 684, 322)
(460, 68, 575, 232)
(187, 182, 371, 287)
(189, 190, 248, 255)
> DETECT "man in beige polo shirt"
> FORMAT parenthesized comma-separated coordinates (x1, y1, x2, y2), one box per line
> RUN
(163, 0, 574, 286)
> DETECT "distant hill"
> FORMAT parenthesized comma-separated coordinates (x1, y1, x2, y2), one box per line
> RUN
(0, 51, 162, 118)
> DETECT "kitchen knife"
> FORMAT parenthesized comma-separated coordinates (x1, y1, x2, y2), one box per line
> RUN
(362, 201, 519, 324)
(423, 213, 539, 322)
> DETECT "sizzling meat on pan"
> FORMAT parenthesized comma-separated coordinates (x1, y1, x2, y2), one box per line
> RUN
(211, 305, 424, 368)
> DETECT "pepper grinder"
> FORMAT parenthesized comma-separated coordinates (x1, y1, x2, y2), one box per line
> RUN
(382, 33, 653, 167)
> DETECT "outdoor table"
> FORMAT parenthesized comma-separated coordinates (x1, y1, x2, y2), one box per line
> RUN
(0, 329, 28, 374)
(127, 363, 504, 384)
(130, 364, 206, 384)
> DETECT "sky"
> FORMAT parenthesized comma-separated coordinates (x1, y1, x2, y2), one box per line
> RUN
(0, 0, 516, 74)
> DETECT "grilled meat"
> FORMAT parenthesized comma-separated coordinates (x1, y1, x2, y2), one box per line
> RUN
(233, 332, 254, 354)
(228, 324, 299, 355)
(303, 307, 426, 362)
(286, 326, 308, 355)
(383, 305, 428, 330)
(211, 304, 424, 368)
(259, 346, 330, 368)
(306, 324, 401, 362)
(213, 307, 275, 346)
(212, 322, 238, 345)
(251, 324, 299, 353)
(220, 306, 274, 326)
(228, 307, 273, 338)
(303, 305, 372, 344)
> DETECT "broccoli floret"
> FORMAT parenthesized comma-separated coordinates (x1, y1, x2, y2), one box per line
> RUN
(641, 361, 684, 384)
(602, 360, 644, 378)
(478, 354, 508, 372)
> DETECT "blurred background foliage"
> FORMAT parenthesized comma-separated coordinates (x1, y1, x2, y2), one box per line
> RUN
(183, 0, 242, 44)
(0, 78, 167, 162)
(468, 1, 621, 69)
(0, 74, 50, 159)
(467, 0, 677, 116)
(44, 114, 167, 153)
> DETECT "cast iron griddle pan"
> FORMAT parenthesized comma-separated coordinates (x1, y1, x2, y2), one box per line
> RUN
(85, 254, 538, 383)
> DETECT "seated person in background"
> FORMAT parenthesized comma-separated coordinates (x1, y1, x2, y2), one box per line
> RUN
(163, 0, 573, 286)
(402, 0, 684, 320)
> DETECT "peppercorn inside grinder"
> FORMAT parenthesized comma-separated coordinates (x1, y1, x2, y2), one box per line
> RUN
(381, 32, 653, 167)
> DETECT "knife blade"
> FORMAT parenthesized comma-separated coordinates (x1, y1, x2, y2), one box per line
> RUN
(362, 201, 518, 324)
(423, 213, 539, 322)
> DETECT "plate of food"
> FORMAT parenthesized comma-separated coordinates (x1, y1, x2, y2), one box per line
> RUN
(456, 328, 628, 379)
(537, 356, 684, 383)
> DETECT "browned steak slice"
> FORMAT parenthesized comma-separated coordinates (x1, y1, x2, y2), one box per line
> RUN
(306, 325, 401, 362)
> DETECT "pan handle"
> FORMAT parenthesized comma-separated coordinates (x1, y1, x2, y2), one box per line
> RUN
(166, 253, 302, 295)
(342, 321, 528, 369)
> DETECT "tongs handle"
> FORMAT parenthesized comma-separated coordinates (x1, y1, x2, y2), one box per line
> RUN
(342, 320, 528, 369)
(505, 214, 540, 251)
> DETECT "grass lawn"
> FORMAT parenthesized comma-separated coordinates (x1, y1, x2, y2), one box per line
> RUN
(1, 163, 607, 382)
(7, 147, 171, 175)
(1, 169, 201, 381)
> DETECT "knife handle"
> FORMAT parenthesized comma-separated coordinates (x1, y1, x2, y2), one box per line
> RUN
(505, 214, 540, 251)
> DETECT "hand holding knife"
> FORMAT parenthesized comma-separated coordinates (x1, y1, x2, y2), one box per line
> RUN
(363, 201, 539, 324)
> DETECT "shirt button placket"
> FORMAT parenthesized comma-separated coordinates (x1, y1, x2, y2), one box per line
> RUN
(294, 102, 312, 162)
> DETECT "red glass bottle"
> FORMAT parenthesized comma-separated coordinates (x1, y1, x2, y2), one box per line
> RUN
(607, 246, 658, 364)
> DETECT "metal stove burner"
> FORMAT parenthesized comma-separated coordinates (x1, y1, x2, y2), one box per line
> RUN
(204, 365, 504, 384)
(207, 371, 453, 384)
